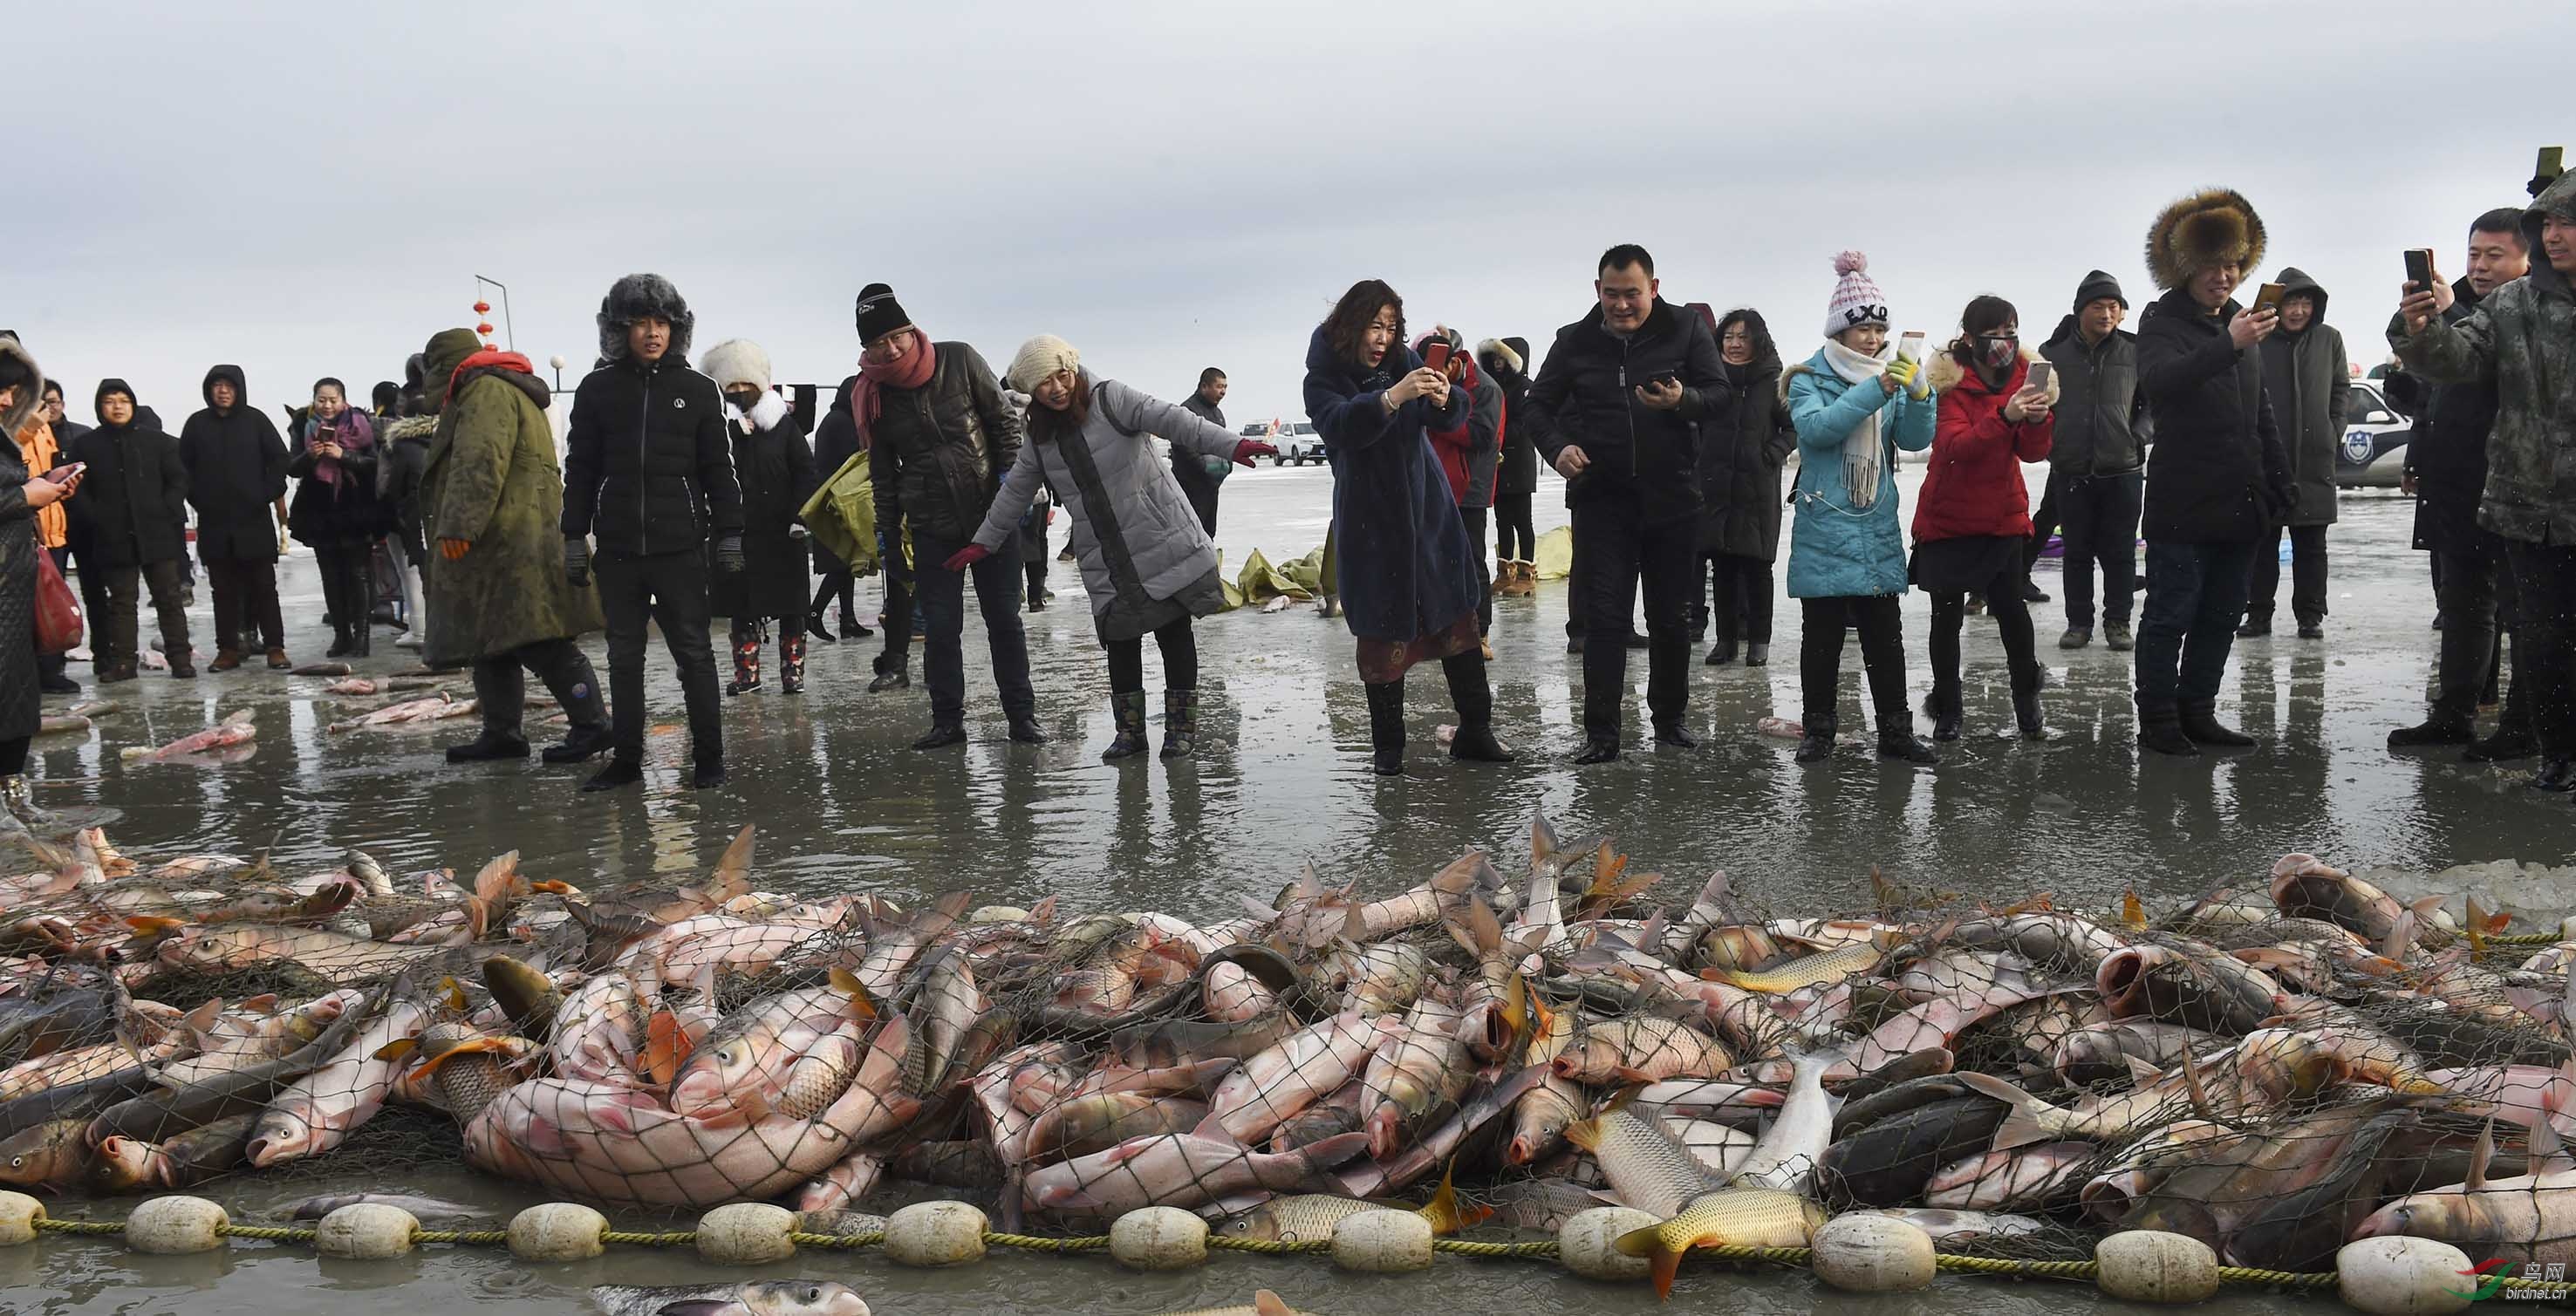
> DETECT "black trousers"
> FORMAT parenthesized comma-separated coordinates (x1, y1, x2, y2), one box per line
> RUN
(1459, 505, 1493, 636)
(2023, 470, 2063, 576)
(2246, 523, 2329, 625)
(1180, 479, 1220, 537)
(1930, 567, 2042, 713)
(2504, 541, 2576, 758)
(594, 548, 722, 767)
(0, 735, 26, 776)
(101, 561, 192, 671)
(2429, 537, 2525, 729)
(810, 569, 856, 626)
(1106, 617, 1198, 692)
(1800, 595, 1910, 729)
(1573, 501, 1695, 738)
(908, 528, 1036, 726)
(315, 541, 375, 638)
(1494, 490, 1535, 562)
(1702, 553, 1775, 646)
(471, 638, 608, 744)
(2054, 471, 2143, 629)
(205, 556, 284, 653)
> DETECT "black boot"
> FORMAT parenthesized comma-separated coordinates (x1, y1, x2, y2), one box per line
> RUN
(1653, 719, 1698, 748)
(913, 720, 967, 750)
(2465, 727, 2540, 762)
(1704, 642, 1736, 667)
(1008, 715, 1049, 744)
(1441, 654, 1513, 762)
(325, 621, 352, 659)
(1927, 688, 1963, 742)
(583, 759, 644, 791)
(806, 615, 837, 645)
(446, 730, 530, 763)
(2013, 681, 2046, 741)
(542, 723, 613, 765)
(2531, 757, 2576, 793)
(1103, 692, 1149, 761)
(1877, 715, 1939, 764)
(1160, 689, 1199, 760)
(692, 756, 727, 790)
(780, 632, 806, 695)
(2388, 718, 2475, 749)
(2179, 699, 2258, 748)
(1365, 679, 1406, 775)
(2236, 613, 2272, 638)
(1794, 713, 1837, 764)
(2137, 701, 2201, 756)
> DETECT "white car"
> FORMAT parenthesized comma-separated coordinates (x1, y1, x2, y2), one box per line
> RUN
(1247, 422, 1324, 467)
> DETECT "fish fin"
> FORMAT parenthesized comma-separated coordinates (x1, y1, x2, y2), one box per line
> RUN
(712, 822, 756, 902)
(2536, 1069, 2573, 1169)
(827, 968, 881, 1020)
(179, 997, 225, 1038)
(123, 915, 185, 937)
(470, 850, 521, 906)
(526, 880, 577, 897)
(1869, 865, 1900, 914)
(1297, 1131, 1371, 1169)
(1624, 1226, 1690, 1300)
(2125, 1055, 2165, 1088)
(1530, 814, 1559, 866)
(653, 1302, 735, 1316)
(2469, 1118, 2495, 1190)
(372, 1037, 421, 1063)
(1462, 897, 1504, 958)
(1525, 988, 1555, 1047)
(643, 1010, 693, 1087)
(1637, 910, 1669, 954)
(2178, 1047, 2214, 1119)
(1254, 1294, 1293, 1316)
(2121, 889, 2147, 932)
(1418, 1159, 1492, 1234)
(1430, 850, 1486, 899)
(1952, 1072, 2056, 1151)
(436, 977, 470, 1013)
(1500, 972, 1528, 1048)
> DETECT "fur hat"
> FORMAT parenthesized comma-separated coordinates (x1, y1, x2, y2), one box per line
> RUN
(2144, 188, 2266, 291)
(1475, 338, 1523, 374)
(1823, 250, 1889, 339)
(700, 338, 773, 392)
(0, 338, 39, 439)
(598, 273, 694, 363)
(1006, 334, 1081, 392)
(854, 283, 912, 344)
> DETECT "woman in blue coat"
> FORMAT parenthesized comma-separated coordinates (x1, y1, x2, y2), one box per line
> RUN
(1303, 279, 1514, 775)
(1783, 251, 1939, 765)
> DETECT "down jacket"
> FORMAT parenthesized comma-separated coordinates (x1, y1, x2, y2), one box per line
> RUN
(2135, 288, 2290, 544)
(868, 343, 1025, 546)
(709, 393, 815, 620)
(970, 372, 1239, 633)
(1781, 349, 1937, 598)
(1696, 317, 1797, 562)
(178, 365, 290, 562)
(2258, 267, 2352, 527)
(1914, 350, 2060, 543)
(562, 354, 743, 556)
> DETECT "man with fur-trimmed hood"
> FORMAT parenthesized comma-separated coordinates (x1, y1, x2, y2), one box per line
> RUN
(2130, 188, 2294, 756)
(561, 274, 743, 792)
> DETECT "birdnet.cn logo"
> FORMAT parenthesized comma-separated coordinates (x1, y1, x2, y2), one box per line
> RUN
(2450, 1258, 2566, 1300)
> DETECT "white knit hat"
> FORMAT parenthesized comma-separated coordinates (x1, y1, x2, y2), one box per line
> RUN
(1007, 334, 1081, 392)
(700, 338, 773, 392)
(1822, 250, 1890, 339)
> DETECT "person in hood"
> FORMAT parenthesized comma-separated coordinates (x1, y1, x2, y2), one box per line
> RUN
(14, 372, 74, 694)
(285, 378, 384, 658)
(2039, 270, 2151, 651)
(1479, 337, 1540, 597)
(0, 338, 85, 831)
(378, 383, 437, 651)
(1174, 367, 1230, 536)
(562, 274, 742, 791)
(2238, 266, 2349, 639)
(804, 374, 873, 646)
(2399, 174, 2576, 796)
(853, 282, 1042, 748)
(1520, 244, 1727, 763)
(1420, 325, 1501, 650)
(2388, 208, 2532, 757)
(1915, 296, 2059, 742)
(1304, 279, 1513, 774)
(65, 379, 193, 681)
(1693, 308, 1797, 668)
(2132, 188, 2292, 755)
(951, 335, 1270, 762)
(700, 339, 817, 697)
(179, 364, 291, 670)
(1783, 250, 1939, 766)
(417, 327, 613, 771)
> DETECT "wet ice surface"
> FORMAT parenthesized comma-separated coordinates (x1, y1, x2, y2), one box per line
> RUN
(11, 462, 2566, 1314)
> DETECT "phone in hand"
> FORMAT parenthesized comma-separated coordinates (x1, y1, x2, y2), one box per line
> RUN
(2251, 282, 2288, 315)
(2404, 249, 2436, 290)
(2022, 361, 2054, 395)
(2540, 146, 2566, 183)
(1647, 367, 1680, 387)
(1896, 331, 1927, 363)
(1420, 341, 1452, 372)
(44, 462, 85, 485)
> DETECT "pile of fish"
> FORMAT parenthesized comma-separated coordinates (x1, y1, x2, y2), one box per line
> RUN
(7, 817, 2576, 1301)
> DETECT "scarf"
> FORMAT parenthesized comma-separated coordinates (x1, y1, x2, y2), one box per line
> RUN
(852, 330, 938, 450)
(443, 350, 536, 403)
(1820, 338, 1894, 509)
(305, 409, 375, 492)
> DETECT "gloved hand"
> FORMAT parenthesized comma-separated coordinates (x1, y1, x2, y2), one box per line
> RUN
(714, 534, 745, 574)
(2264, 479, 2299, 521)
(1884, 358, 1920, 392)
(1233, 440, 1277, 468)
(562, 536, 587, 584)
(942, 543, 991, 573)
(789, 523, 809, 541)
(441, 538, 474, 563)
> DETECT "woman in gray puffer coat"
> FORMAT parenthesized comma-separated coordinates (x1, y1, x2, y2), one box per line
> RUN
(947, 336, 1273, 762)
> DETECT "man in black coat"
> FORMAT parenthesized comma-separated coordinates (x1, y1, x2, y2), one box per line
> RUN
(2131, 189, 2295, 756)
(178, 363, 290, 670)
(2040, 270, 2153, 652)
(806, 374, 872, 645)
(2388, 208, 2533, 757)
(1519, 244, 1726, 763)
(1175, 367, 1229, 536)
(561, 273, 744, 792)
(66, 380, 194, 681)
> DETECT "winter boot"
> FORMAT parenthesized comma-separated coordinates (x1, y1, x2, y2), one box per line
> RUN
(1008, 715, 1049, 744)
(266, 647, 292, 671)
(1745, 642, 1769, 666)
(3, 775, 59, 834)
(325, 621, 352, 659)
(1102, 692, 1150, 761)
(1795, 713, 1838, 764)
(2179, 699, 2258, 748)
(2059, 626, 2091, 650)
(726, 626, 762, 696)
(2465, 727, 2540, 762)
(582, 759, 644, 792)
(1364, 679, 1406, 775)
(210, 647, 243, 673)
(912, 720, 967, 750)
(1441, 653, 1514, 763)
(2013, 681, 2046, 741)
(780, 632, 806, 695)
(446, 731, 531, 763)
(1160, 689, 1199, 760)
(1704, 641, 1737, 667)
(2236, 612, 2272, 638)
(1877, 716, 1940, 765)
(2136, 701, 2201, 756)
(1927, 688, 1964, 742)
(2388, 718, 2474, 749)
(2104, 623, 2134, 651)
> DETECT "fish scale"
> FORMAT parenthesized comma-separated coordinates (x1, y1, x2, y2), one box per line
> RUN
(1565, 1105, 1726, 1219)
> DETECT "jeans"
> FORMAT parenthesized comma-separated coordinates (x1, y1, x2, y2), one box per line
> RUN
(1459, 505, 1493, 636)
(205, 556, 284, 653)
(2135, 540, 2258, 706)
(2056, 471, 2142, 629)
(1703, 553, 1775, 647)
(1930, 567, 2041, 713)
(2245, 523, 2329, 625)
(594, 548, 722, 766)
(1494, 490, 1535, 563)
(1105, 618, 1198, 692)
(101, 561, 192, 672)
(2505, 541, 2576, 758)
(1800, 595, 1909, 728)
(910, 527, 1036, 725)
(2430, 539, 2526, 730)
(471, 638, 608, 744)
(1573, 501, 1696, 738)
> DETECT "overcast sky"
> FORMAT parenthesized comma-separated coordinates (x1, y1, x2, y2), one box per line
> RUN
(12, 0, 2566, 430)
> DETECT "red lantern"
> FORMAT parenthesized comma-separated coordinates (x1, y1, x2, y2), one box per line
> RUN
(477, 322, 495, 336)
(474, 301, 492, 315)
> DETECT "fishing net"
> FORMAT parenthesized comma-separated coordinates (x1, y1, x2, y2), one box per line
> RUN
(6, 821, 2576, 1283)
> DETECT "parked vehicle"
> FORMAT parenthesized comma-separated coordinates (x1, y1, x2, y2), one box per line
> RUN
(2333, 378, 2409, 489)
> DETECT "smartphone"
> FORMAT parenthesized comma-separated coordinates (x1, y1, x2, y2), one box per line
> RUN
(2023, 361, 2054, 395)
(1420, 341, 1452, 372)
(2404, 249, 2436, 290)
(1647, 366, 1680, 386)
(2541, 146, 2566, 180)
(2252, 282, 2287, 314)
(1896, 331, 1927, 363)
(44, 462, 85, 484)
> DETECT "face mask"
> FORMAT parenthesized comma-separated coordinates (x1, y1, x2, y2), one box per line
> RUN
(724, 390, 762, 413)
(1976, 336, 2018, 368)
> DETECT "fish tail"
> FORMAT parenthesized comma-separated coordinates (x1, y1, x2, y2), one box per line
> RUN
(1418, 1160, 1492, 1235)
(1951, 1072, 2059, 1150)
(1615, 1224, 1687, 1301)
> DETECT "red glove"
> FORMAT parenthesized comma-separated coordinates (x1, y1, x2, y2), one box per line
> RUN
(942, 544, 991, 572)
(1233, 440, 1277, 467)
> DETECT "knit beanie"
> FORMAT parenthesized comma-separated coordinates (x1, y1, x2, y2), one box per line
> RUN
(854, 283, 913, 344)
(2074, 269, 2129, 312)
(700, 339, 774, 392)
(1006, 334, 1081, 392)
(1823, 250, 1890, 339)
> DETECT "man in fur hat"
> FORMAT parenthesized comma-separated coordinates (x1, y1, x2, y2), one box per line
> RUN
(2130, 188, 2294, 756)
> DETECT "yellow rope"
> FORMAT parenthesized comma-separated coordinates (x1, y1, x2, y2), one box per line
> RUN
(1431, 1238, 1559, 1259)
(598, 1231, 698, 1248)
(216, 1224, 316, 1244)
(31, 1219, 121, 1238)
(2216, 1265, 2340, 1289)
(984, 1232, 1108, 1252)
(414, 1230, 511, 1246)
(1206, 1236, 1333, 1255)
(788, 1231, 885, 1250)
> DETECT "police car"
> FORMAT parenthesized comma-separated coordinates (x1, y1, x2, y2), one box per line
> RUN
(2333, 378, 2409, 489)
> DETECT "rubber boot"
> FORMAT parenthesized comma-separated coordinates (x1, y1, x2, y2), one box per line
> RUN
(2178, 699, 2258, 748)
(1877, 714, 1940, 764)
(781, 632, 806, 695)
(1160, 689, 1199, 760)
(1102, 692, 1150, 761)
(1795, 713, 1838, 764)
(2136, 701, 2200, 756)
(726, 624, 762, 696)
(1365, 679, 1405, 775)
(1441, 653, 1513, 762)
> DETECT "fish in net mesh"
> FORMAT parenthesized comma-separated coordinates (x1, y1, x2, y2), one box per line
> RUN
(5, 821, 2576, 1296)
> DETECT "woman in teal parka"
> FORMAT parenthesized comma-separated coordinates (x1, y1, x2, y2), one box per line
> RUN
(1783, 250, 1939, 765)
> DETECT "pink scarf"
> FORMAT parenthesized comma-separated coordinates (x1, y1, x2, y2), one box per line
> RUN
(306, 409, 375, 492)
(852, 329, 936, 450)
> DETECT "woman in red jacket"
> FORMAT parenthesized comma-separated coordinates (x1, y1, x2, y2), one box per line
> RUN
(1914, 296, 2058, 741)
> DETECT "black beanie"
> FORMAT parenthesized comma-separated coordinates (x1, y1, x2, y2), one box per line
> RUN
(2074, 269, 2128, 312)
(854, 283, 913, 343)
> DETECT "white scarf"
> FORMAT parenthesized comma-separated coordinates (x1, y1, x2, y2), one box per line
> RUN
(1820, 338, 1894, 509)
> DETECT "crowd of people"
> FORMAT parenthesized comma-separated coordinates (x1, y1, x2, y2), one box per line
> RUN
(0, 161, 2566, 798)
